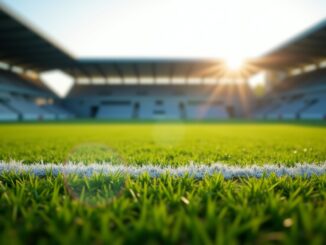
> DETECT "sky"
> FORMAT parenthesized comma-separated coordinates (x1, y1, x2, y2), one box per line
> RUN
(1, 0, 326, 60)
(1, 0, 326, 96)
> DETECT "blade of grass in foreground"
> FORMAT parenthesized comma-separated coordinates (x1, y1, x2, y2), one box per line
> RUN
(0, 173, 325, 244)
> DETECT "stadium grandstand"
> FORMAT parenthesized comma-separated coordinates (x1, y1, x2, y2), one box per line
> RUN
(0, 5, 325, 121)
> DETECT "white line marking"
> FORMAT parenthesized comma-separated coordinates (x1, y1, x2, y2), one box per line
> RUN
(0, 162, 325, 178)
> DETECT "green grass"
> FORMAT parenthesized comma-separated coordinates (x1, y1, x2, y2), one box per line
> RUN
(0, 122, 325, 244)
(0, 122, 326, 165)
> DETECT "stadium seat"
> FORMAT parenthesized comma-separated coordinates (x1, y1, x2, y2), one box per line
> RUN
(268, 97, 306, 119)
(0, 70, 50, 96)
(0, 102, 18, 121)
(7, 96, 55, 121)
(255, 100, 282, 119)
(138, 99, 181, 120)
(42, 104, 74, 120)
(185, 101, 228, 119)
(97, 103, 133, 119)
(300, 93, 326, 119)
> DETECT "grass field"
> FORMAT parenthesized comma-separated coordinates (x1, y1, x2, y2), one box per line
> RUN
(1, 122, 326, 165)
(0, 122, 325, 244)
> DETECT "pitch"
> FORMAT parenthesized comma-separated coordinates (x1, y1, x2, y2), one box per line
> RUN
(0, 122, 325, 244)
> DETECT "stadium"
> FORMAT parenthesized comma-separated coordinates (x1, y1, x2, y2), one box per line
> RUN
(0, 1, 325, 244)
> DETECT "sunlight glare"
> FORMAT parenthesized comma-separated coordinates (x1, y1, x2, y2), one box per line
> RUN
(226, 56, 244, 71)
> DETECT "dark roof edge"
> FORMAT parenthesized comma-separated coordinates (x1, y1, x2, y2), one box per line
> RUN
(260, 17, 326, 58)
(77, 57, 225, 63)
(0, 2, 75, 60)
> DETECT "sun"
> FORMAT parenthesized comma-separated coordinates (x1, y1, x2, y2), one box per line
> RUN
(225, 56, 245, 71)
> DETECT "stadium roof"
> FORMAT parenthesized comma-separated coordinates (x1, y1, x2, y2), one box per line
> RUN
(252, 18, 326, 70)
(0, 3, 325, 78)
(62, 58, 235, 81)
(0, 5, 75, 72)
(0, 5, 237, 81)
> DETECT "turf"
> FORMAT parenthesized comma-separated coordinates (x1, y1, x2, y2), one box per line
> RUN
(0, 122, 325, 244)
(0, 122, 326, 165)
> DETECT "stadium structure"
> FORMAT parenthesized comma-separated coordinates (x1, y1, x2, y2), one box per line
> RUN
(0, 6, 326, 121)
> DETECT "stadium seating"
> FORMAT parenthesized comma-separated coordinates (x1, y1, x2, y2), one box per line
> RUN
(163, 100, 183, 119)
(64, 84, 254, 120)
(0, 70, 50, 96)
(7, 96, 55, 121)
(255, 68, 326, 120)
(185, 101, 228, 119)
(2, 66, 325, 121)
(0, 102, 18, 121)
(256, 92, 326, 120)
(265, 97, 303, 119)
(274, 69, 326, 93)
(300, 93, 326, 119)
(0, 69, 73, 121)
(255, 100, 281, 119)
(138, 99, 181, 120)
(97, 102, 133, 119)
(42, 104, 74, 120)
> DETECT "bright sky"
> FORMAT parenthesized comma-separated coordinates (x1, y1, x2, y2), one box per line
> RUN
(1, 0, 325, 96)
(1, 0, 326, 60)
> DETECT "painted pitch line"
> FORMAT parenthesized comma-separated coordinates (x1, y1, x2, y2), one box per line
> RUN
(0, 162, 325, 179)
